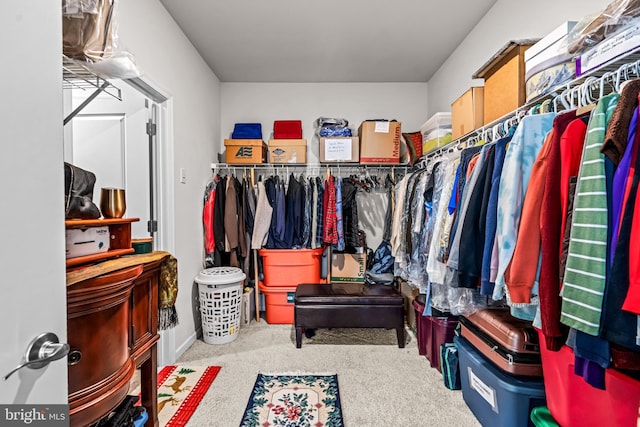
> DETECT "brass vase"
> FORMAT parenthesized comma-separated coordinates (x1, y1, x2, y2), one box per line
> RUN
(100, 188, 126, 218)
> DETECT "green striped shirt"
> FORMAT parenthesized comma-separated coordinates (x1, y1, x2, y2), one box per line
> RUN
(560, 93, 619, 336)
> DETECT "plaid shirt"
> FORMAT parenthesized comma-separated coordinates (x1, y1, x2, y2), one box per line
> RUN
(323, 176, 338, 244)
(316, 177, 324, 247)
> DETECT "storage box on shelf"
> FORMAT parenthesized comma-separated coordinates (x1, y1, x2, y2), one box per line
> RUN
(524, 21, 577, 73)
(358, 121, 401, 164)
(451, 87, 484, 140)
(224, 139, 267, 164)
(420, 113, 452, 155)
(319, 137, 360, 163)
(524, 22, 577, 102)
(268, 139, 307, 163)
(577, 20, 640, 76)
(473, 39, 537, 125)
(65, 217, 139, 267)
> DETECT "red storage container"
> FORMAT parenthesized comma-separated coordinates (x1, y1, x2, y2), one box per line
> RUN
(273, 120, 303, 139)
(538, 329, 640, 427)
(258, 282, 297, 324)
(259, 248, 325, 287)
(412, 294, 459, 372)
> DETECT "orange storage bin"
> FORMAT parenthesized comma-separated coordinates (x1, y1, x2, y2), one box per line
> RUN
(258, 282, 297, 324)
(259, 248, 325, 287)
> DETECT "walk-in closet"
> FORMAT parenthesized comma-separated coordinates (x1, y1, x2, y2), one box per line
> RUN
(5, 0, 640, 426)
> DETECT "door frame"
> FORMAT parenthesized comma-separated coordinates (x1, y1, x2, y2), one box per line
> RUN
(124, 76, 177, 366)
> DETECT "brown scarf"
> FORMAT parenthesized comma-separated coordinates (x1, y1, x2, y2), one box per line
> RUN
(159, 255, 179, 330)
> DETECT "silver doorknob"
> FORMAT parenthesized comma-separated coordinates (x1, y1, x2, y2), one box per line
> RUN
(3, 332, 70, 381)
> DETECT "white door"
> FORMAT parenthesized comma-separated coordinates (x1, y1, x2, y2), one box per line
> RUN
(0, 0, 69, 419)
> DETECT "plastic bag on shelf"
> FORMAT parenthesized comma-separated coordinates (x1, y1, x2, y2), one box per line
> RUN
(566, 0, 640, 54)
(315, 117, 352, 137)
(63, 0, 142, 80)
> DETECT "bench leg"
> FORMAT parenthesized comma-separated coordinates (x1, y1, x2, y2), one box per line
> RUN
(396, 327, 405, 348)
(295, 326, 302, 348)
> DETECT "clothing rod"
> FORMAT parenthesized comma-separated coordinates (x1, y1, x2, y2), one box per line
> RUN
(419, 49, 640, 160)
(211, 163, 410, 174)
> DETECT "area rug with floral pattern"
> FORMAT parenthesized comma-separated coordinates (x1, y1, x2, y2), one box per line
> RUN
(155, 365, 221, 426)
(239, 374, 344, 427)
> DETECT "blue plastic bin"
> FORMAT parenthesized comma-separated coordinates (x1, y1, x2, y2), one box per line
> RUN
(455, 335, 546, 427)
(133, 409, 148, 427)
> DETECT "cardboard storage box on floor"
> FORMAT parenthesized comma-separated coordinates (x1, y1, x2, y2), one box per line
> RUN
(399, 279, 420, 331)
(268, 139, 307, 164)
(331, 252, 366, 283)
(420, 113, 452, 155)
(358, 121, 401, 164)
(455, 335, 546, 427)
(224, 139, 267, 164)
(473, 40, 537, 125)
(451, 87, 484, 140)
(319, 137, 359, 163)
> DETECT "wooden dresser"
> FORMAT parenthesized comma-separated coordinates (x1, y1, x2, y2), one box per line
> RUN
(66, 244, 169, 427)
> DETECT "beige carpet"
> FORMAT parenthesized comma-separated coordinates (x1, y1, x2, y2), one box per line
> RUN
(177, 320, 481, 427)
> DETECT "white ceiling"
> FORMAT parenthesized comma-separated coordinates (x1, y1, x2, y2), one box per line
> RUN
(159, 0, 498, 83)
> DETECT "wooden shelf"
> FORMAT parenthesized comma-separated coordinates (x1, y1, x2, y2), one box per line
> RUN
(66, 218, 140, 268)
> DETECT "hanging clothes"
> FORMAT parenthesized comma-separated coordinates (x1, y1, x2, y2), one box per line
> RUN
(561, 93, 619, 336)
(251, 181, 273, 249)
(493, 113, 555, 321)
(323, 175, 338, 245)
(480, 136, 510, 295)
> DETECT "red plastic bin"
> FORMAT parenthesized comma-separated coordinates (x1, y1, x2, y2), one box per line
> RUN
(258, 281, 297, 324)
(259, 248, 325, 287)
(413, 294, 459, 372)
(537, 328, 640, 427)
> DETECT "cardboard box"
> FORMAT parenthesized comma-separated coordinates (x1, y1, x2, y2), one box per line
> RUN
(331, 252, 366, 283)
(358, 121, 401, 164)
(473, 40, 537, 125)
(451, 87, 484, 140)
(268, 139, 307, 164)
(400, 279, 421, 331)
(224, 139, 267, 164)
(319, 137, 359, 163)
(65, 226, 110, 259)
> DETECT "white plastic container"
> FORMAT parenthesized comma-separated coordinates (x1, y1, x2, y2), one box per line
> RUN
(420, 112, 452, 154)
(195, 267, 246, 344)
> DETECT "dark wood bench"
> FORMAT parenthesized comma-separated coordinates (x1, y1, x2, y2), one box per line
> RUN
(294, 283, 405, 348)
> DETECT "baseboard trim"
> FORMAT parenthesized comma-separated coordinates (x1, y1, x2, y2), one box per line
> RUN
(176, 330, 199, 360)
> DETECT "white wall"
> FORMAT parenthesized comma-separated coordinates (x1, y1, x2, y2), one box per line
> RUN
(221, 83, 429, 163)
(427, 0, 611, 115)
(117, 0, 222, 357)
